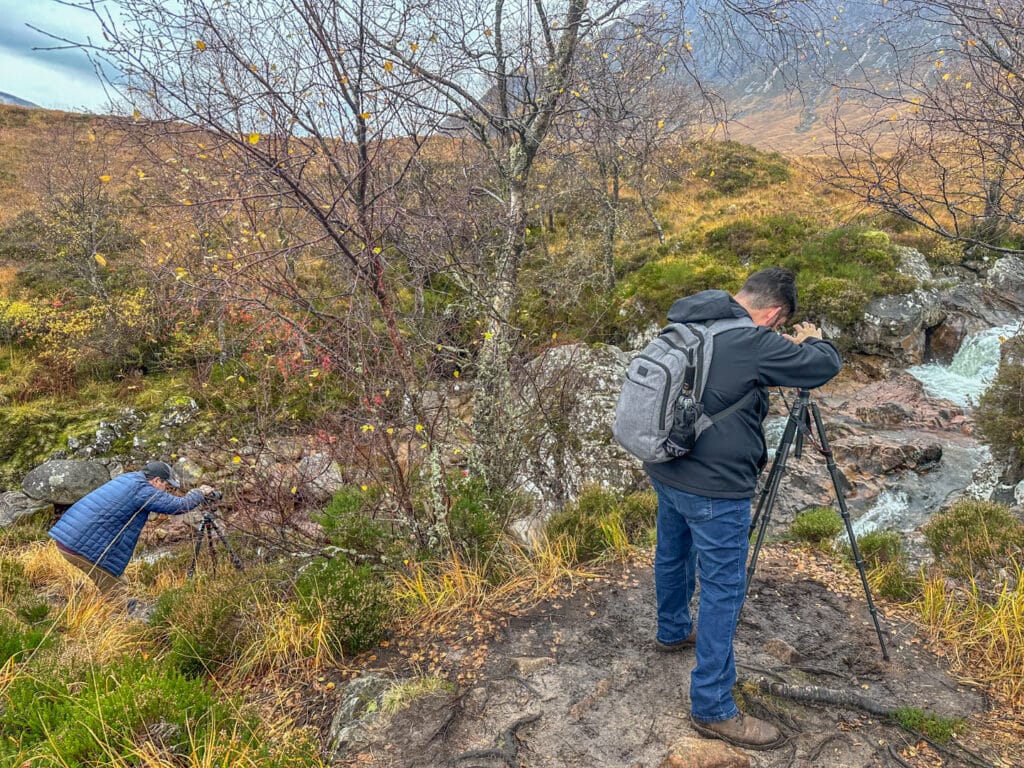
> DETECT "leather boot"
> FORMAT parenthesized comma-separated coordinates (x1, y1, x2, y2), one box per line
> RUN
(690, 712, 785, 750)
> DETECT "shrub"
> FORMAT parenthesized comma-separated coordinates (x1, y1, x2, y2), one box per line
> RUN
(544, 486, 651, 563)
(790, 507, 842, 546)
(0, 616, 49, 664)
(849, 531, 921, 601)
(316, 485, 399, 561)
(294, 556, 392, 656)
(693, 141, 790, 196)
(621, 255, 743, 326)
(975, 335, 1024, 469)
(921, 500, 1024, 582)
(446, 476, 507, 562)
(704, 215, 819, 264)
(150, 574, 247, 677)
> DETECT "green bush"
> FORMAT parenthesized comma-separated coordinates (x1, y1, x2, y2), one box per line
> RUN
(621, 255, 743, 325)
(921, 500, 1024, 581)
(855, 530, 905, 569)
(316, 485, 399, 561)
(693, 141, 791, 196)
(850, 531, 921, 601)
(294, 556, 392, 656)
(545, 486, 651, 563)
(790, 507, 842, 546)
(704, 215, 819, 264)
(150, 574, 247, 677)
(975, 335, 1024, 468)
(446, 476, 508, 563)
(0, 616, 50, 664)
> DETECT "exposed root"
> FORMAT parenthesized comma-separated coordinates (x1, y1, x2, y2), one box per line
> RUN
(448, 713, 541, 768)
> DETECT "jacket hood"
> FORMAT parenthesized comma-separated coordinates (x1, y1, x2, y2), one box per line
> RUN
(666, 289, 749, 324)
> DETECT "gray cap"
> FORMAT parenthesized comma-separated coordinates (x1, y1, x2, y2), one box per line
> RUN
(142, 460, 180, 488)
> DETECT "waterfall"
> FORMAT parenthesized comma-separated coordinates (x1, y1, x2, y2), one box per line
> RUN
(907, 323, 1021, 407)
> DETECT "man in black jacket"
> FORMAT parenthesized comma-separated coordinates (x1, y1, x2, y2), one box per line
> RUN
(647, 267, 842, 750)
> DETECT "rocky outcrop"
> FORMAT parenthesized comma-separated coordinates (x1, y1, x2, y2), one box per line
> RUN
(849, 290, 945, 366)
(513, 343, 643, 535)
(0, 491, 53, 527)
(21, 459, 111, 505)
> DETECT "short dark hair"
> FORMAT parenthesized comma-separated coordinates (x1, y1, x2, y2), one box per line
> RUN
(738, 267, 797, 319)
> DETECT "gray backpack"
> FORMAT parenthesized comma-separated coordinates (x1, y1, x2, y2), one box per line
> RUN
(612, 317, 755, 463)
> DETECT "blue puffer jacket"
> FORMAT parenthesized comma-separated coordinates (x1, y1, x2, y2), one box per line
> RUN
(49, 471, 205, 577)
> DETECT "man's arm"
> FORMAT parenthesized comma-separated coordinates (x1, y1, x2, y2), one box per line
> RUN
(138, 487, 206, 515)
(756, 324, 842, 389)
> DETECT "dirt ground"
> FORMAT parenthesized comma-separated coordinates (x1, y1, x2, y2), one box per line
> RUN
(329, 543, 1022, 768)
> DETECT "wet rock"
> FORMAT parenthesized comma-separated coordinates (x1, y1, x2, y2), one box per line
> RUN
(660, 737, 750, 768)
(21, 459, 110, 505)
(926, 312, 980, 364)
(986, 255, 1024, 309)
(835, 372, 969, 432)
(0, 491, 53, 527)
(850, 290, 945, 366)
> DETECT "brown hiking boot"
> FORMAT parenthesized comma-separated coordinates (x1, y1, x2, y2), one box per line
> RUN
(690, 712, 785, 750)
(654, 629, 696, 652)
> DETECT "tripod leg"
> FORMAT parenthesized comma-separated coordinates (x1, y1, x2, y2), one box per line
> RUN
(205, 522, 218, 574)
(209, 520, 245, 572)
(747, 398, 806, 592)
(187, 521, 205, 578)
(809, 401, 890, 661)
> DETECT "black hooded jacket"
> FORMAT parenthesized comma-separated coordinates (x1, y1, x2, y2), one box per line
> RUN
(644, 290, 842, 499)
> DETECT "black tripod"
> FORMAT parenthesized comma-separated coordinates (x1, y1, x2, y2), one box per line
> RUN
(187, 505, 245, 578)
(747, 388, 889, 661)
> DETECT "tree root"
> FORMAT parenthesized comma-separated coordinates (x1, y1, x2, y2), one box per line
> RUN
(744, 676, 894, 716)
(448, 713, 541, 768)
(745, 677, 1000, 768)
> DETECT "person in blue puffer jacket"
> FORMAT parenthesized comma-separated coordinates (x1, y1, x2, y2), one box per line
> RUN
(49, 461, 215, 597)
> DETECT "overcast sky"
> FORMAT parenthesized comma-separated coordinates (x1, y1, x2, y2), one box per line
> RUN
(0, 1, 113, 112)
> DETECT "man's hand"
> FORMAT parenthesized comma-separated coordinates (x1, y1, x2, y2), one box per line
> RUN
(782, 321, 823, 344)
(198, 484, 216, 496)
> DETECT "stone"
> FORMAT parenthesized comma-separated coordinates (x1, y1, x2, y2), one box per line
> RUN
(850, 290, 945, 366)
(160, 397, 199, 428)
(764, 637, 801, 664)
(894, 245, 933, 285)
(510, 656, 557, 675)
(660, 736, 750, 768)
(327, 672, 389, 759)
(21, 460, 111, 505)
(0, 491, 53, 528)
(986, 255, 1024, 309)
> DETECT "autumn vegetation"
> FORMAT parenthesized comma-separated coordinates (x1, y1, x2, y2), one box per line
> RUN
(1, 0, 1024, 763)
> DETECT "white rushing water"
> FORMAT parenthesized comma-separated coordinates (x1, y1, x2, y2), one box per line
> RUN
(906, 322, 1021, 407)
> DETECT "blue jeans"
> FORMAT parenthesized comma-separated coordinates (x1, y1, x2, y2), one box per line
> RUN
(650, 476, 751, 723)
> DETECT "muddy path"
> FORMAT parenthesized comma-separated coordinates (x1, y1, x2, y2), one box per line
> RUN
(337, 545, 1012, 768)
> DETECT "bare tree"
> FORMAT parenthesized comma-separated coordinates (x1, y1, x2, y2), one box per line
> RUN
(823, 0, 1024, 252)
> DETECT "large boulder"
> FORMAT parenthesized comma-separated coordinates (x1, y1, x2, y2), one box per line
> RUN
(513, 343, 642, 534)
(849, 290, 945, 366)
(21, 459, 111, 505)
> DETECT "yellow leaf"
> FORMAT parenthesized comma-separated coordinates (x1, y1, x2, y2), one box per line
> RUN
(410, 43, 418, 52)
(99, 174, 111, 183)
(360, 112, 372, 119)
(133, 108, 141, 120)
(232, 455, 242, 464)
(94, 254, 107, 267)
(484, 28, 492, 36)
(384, 60, 393, 72)
(248, 132, 260, 144)
(195, 40, 206, 51)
